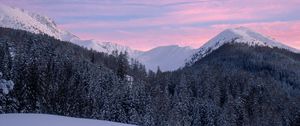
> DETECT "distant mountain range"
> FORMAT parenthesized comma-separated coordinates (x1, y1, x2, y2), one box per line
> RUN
(1, 3, 300, 126)
(0, 4, 196, 71)
(0, 4, 298, 72)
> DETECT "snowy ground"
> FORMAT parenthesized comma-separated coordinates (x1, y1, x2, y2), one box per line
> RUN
(0, 113, 135, 126)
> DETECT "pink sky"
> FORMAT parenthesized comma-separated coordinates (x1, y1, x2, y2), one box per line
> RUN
(2, 0, 300, 51)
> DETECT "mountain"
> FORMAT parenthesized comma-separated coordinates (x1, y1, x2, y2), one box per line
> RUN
(0, 4, 197, 71)
(4, 4, 299, 73)
(0, 114, 135, 126)
(0, 4, 62, 38)
(137, 45, 196, 71)
(71, 39, 143, 58)
(69, 39, 197, 71)
(0, 4, 141, 57)
(187, 27, 300, 65)
(165, 43, 300, 125)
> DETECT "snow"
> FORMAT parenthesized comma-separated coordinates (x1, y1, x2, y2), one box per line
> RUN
(69, 39, 198, 72)
(0, 72, 14, 95)
(8, 47, 15, 59)
(72, 39, 143, 58)
(0, 4, 65, 40)
(0, 113, 135, 126)
(137, 45, 196, 71)
(0, 4, 141, 57)
(65, 40, 197, 72)
(187, 27, 300, 65)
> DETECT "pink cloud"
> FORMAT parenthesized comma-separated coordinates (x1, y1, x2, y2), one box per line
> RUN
(2, 0, 300, 51)
(65, 20, 300, 51)
(63, 26, 219, 51)
(58, 0, 300, 30)
(54, 0, 300, 50)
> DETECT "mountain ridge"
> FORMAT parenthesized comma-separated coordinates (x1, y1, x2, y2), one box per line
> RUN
(0, 4, 141, 56)
(1, 4, 299, 72)
(186, 27, 300, 65)
(0, 4, 195, 71)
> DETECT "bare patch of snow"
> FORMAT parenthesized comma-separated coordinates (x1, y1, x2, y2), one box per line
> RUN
(0, 72, 14, 94)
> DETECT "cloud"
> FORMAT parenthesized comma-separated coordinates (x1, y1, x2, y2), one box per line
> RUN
(61, 20, 300, 51)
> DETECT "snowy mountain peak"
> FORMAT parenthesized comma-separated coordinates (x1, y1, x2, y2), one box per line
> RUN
(209, 26, 295, 49)
(187, 27, 299, 65)
(0, 4, 142, 57)
(0, 4, 66, 39)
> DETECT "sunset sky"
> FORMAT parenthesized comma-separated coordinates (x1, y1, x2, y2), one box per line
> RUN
(1, 0, 300, 50)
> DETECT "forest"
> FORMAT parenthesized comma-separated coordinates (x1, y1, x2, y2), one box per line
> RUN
(0, 27, 300, 126)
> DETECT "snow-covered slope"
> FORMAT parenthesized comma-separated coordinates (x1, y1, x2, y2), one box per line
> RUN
(0, 4, 70, 40)
(0, 4, 141, 57)
(71, 39, 143, 57)
(59, 39, 196, 71)
(137, 45, 196, 71)
(0, 72, 14, 94)
(0, 113, 135, 126)
(187, 27, 300, 65)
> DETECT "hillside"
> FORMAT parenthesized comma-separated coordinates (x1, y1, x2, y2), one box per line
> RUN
(137, 45, 196, 71)
(167, 43, 300, 125)
(187, 27, 299, 65)
(0, 27, 148, 125)
(0, 27, 300, 126)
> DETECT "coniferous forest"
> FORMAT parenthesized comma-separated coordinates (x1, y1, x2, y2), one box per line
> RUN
(1, 27, 300, 126)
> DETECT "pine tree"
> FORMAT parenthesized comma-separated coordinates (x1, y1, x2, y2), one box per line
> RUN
(169, 74, 192, 126)
(117, 52, 129, 80)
